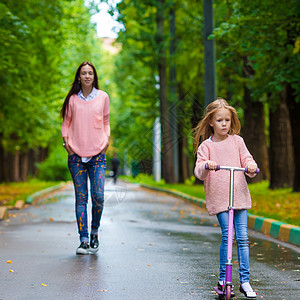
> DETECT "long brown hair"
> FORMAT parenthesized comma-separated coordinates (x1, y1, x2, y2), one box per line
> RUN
(60, 61, 99, 119)
(193, 98, 241, 155)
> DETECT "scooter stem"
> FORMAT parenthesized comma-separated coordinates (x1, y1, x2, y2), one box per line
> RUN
(225, 169, 235, 287)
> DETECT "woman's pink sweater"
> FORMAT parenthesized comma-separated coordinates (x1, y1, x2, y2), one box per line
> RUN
(194, 135, 257, 215)
(61, 91, 110, 157)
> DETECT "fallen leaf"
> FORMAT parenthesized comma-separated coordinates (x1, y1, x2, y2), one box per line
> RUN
(6, 260, 12, 264)
(41, 283, 48, 286)
(282, 269, 285, 271)
(97, 290, 108, 292)
(9, 269, 14, 272)
(49, 217, 54, 222)
(147, 264, 151, 266)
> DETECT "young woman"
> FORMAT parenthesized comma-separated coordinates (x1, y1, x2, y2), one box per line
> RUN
(61, 61, 110, 255)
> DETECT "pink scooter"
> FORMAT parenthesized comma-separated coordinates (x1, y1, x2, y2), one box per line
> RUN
(205, 164, 260, 299)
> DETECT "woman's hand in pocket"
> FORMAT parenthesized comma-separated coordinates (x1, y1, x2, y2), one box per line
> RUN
(101, 143, 109, 154)
(64, 143, 74, 155)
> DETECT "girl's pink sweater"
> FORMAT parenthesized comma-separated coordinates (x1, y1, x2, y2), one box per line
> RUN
(61, 91, 110, 157)
(194, 135, 257, 215)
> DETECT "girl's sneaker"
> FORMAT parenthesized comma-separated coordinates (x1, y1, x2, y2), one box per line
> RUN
(76, 242, 90, 255)
(217, 281, 235, 298)
(239, 282, 257, 298)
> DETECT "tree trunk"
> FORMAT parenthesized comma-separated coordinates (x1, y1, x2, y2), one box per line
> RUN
(286, 84, 300, 191)
(242, 88, 269, 183)
(178, 134, 190, 183)
(0, 141, 4, 183)
(269, 91, 294, 189)
(157, 0, 174, 183)
(191, 63, 205, 185)
(169, 4, 179, 182)
(242, 56, 269, 183)
(20, 151, 29, 181)
(10, 150, 20, 182)
(28, 148, 39, 177)
(177, 84, 191, 183)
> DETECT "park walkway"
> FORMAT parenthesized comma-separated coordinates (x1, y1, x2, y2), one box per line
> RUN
(0, 180, 299, 299)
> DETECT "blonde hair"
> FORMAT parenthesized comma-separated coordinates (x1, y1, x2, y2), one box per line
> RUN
(193, 98, 241, 155)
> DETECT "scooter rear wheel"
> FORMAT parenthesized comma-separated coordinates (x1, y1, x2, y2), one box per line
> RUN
(225, 285, 231, 299)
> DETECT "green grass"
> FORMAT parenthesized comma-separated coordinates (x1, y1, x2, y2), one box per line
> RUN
(122, 174, 300, 227)
(0, 179, 62, 207)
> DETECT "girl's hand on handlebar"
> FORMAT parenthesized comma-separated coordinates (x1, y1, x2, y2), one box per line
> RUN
(206, 160, 218, 171)
(246, 163, 257, 174)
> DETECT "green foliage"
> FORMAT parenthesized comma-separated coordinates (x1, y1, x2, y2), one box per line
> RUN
(0, 179, 61, 206)
(93, 0, 207, 165)
(213, 0, 300, 105)
(0, 0, 102, 154)
(37, 143, 71, 181)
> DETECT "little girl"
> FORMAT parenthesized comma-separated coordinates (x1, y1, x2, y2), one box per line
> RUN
(193, 98, 257, 298)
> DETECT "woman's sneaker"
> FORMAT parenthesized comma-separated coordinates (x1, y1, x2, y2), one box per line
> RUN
(76, 242, 90, 255)
(239, 282, 257, 298)
(90, 234, 99, 253)
(217, 281, 235, 298)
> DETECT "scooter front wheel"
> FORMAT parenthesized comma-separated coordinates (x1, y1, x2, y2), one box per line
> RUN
(225, 285, 231, 299)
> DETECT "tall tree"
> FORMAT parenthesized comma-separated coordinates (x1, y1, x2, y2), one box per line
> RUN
(0, 0, 102, 182)
(157, 0, 175, 183)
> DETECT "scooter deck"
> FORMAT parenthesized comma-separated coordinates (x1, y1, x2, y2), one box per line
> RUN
(214, 286, 236, 298)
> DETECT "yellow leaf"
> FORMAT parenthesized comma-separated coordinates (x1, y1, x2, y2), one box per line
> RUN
(6, 260, 12, 264)
(49, 217, 54, 222)
(41, 283, 48, 287)
(293, 37, 300, 54)
(9, 269, 14, 272)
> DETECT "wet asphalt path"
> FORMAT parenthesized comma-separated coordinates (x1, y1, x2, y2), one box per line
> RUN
(0, 180, 299, 300)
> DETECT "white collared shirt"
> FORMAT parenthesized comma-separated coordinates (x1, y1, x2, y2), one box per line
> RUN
(78, 87, 99, 102)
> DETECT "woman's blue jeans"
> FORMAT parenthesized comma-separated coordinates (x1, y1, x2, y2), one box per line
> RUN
(217, 209, 250, 284)
(68, 153, 106, 243)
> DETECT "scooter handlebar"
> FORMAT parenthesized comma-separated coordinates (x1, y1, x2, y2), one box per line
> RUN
(205, 163, 260, 173)
(245, 167, 260, 174)
(204, 163, 220, 170)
